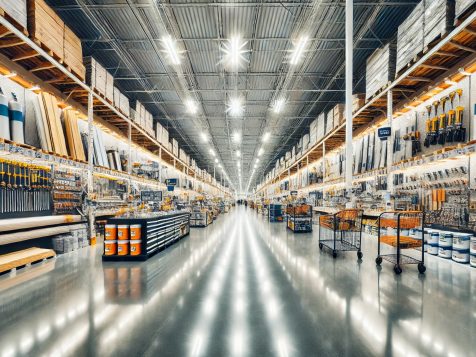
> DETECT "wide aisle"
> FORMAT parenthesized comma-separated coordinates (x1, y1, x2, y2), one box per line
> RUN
(0, 207, 474, 357)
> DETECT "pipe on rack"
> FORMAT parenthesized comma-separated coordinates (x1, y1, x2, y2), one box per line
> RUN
(345, 0, 353, 190)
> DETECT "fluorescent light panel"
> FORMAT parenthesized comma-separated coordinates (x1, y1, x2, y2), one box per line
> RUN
(290, 36, 308, 65)
(262, 132, 270, 142)
(185, 99, 197, 114)
(162, 35, 181, 65)
(232, 131, 241, 143)
(273, 98, 285, 113)
(200, 132, 208, 142)
(258, 148, 264, 156)
(228, 97, 244, 117)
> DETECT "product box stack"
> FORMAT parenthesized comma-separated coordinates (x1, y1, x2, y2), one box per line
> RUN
(0, 0, 27, 29)
(310, 117, 318, 145)
(134, 101, 154, 136)
(456, 0, 476, 18)
(172, 138, 179, 157)
(333, 103, 345, 127)
(63, 27, 85, 80)
(302, 133, 310, 152)
(317, 112, 326, 140)
(365, 41, 397, 100)
(105, 71, 114, 103)
(113, 87, 130, 117)
(85, 57, 106, 96)
(423, 0, 455, 48)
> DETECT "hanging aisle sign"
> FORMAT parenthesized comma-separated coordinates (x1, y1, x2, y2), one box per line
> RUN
(378, 127, 391, 140)
(166, 178, 177, 191)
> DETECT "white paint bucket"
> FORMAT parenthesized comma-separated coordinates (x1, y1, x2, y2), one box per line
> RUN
(452, 233, 471, 264)
(470, 254, 476, 268)
(428, 243, 439, 255)
(470, 236, 476, 254)
(439, 232, 453, 248)
(471, 236, 476, 268)
(438, 246, 452, 259)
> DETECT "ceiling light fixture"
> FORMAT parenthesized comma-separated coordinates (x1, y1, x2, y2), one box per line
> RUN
(185, 99, 197, 114)
(215, 158, 218, 163)
(273, 98, 285, 114)
(255, 158, 260, 164)
(228, 97, 244, 117)
(236, 150, 241, 158)
(162, 35, 181, 65)
(262, 132, 270, 142)
(232, 131, 241, 143)
(258, 148, 264, 156)
(200, 132, 208, 142)
(223, 36, 247, 69)
(209, 148, 215, 156)
(290, 36, 308, 65)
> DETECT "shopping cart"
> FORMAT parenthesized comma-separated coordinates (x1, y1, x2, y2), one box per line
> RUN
(375, 211, 425, 274)
(319, 209, 363, 258)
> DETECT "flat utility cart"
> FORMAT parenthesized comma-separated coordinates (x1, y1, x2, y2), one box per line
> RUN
(376, 211, 425, 274)
(287, 204, 313, 232)
(269, 204, 284, 222)
(319, 209, 363, 258)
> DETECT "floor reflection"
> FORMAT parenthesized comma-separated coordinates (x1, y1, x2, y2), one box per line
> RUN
(0, 208, 474, 357)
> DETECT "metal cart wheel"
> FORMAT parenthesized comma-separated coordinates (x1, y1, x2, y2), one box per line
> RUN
(417, 263, 426, 274)
(357, 251, 363, 260)
(394, 264, 403, 275)
(332, 250, 337, 258)
(375, 256, 382, 265)
(319, 243, 323, 250)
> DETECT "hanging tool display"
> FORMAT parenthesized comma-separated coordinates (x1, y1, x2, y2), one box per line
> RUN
(446, 91, 456, 143)
(430, 100, 439, 146)
(52, 169, 83, 214)
(424, 105, 432, 148)
(0, 159, 52, 216)
(411, 112, 422, 156)
(437, 96, 448, 145)
(454, 89, 465, 142)
(0, 88, 10, 140)
(8, 93, 25, 145)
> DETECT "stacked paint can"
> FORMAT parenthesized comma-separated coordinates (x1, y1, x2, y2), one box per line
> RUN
(130, 224, 142, 256)
(471, 236, 476, 268)
(428, 230, 439, 255)
(104, 224, 117, 256)
(452, 233, 471, 264)
(117, 225, 129, 255)
(438, 232, 453, 259)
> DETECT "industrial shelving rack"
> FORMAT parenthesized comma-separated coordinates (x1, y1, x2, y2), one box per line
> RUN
(0, 15, 230, 241)
(268, 203, 284, 222)
(102, 211, 190, 261)
(287, 204, 313, 233)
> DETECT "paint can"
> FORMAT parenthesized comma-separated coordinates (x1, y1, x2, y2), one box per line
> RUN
(439, 232, 453, 247)
(117, 241, 129, 256)
(105, 224, 117, 240)
(130, 240, 142, 256)
(452, 233, 471, 264)
(438, 246, 452, 259)
(104, 240, 117, 255)
(0, 89, 10, 140)
(117, 225, 129, 240)
(130, 224, 142, 240)
(470, 236, 476, 268)
(428, 231, 439, 255)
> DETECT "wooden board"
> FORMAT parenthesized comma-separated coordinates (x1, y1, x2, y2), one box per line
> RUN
(0, 247, 55, 274)
(63, 109, 85, 161)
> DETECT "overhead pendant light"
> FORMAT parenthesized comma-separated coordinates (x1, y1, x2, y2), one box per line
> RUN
(236, 150, 241, 158)
(200, 132, 208, 142)
(255, 158, 260, 164)
(223, 36, 247, 69)
(162, 35, 181, 65)
(290, 36, 308, 65)
(232, 131, 241, 143)
(215, 158, 218, 163)
(228, 97, 244, 117)
(273, 98, 285, 114)
(258, 148, 264, 156)
(185, 99, 197, 114)
(209, 148, 215, 157)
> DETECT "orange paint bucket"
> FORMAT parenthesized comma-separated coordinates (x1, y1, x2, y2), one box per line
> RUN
(105, 224, 117, 240)
(117, 225, 129, 240)
(104, 240, 117, 255)
(130, 240, 142, 256)
(130, 224, 142, 240)
(117, 241, 129, 255)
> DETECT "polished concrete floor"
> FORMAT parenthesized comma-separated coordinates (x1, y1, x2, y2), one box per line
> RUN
(0, 207, 475, 357)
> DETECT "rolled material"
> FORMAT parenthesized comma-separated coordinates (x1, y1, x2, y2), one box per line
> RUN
(0, 215, 83, 233)
(9, 94, 24, 144)
(0, 89, 11, 140)
(0, 223, 86, 245)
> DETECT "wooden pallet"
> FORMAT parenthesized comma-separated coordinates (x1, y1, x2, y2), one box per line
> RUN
(0, 7, 28, 37)
(0, 247, 56, 275)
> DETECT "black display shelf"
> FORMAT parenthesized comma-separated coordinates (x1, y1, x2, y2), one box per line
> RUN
(102, 211, 190, 262)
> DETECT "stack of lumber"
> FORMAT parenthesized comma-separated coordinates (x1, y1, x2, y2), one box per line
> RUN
(0, 248, 55, 274)
(92, 126, 108, 168)
(352, 94, 365, 113)
(332, 103, 345, 127)
(113, 87, 131, 117)
(34, 92, 68, 156)
(27, 0, 64, 59)
(85, 57, 107, 97)
(456, 0, 476, 18)
(172, 138, 179, 157)
(423, 0, 455, 48)
(366, 41, 397, 100)
(0, 0, 27, 29)
(63, 109, 86, 161)
(63, 27, 85, 80)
